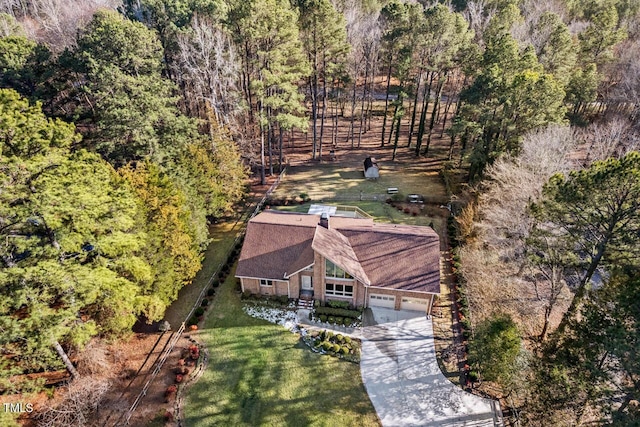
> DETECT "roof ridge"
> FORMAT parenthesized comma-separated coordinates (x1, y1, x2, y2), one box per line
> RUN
(311, 225, 370, 286)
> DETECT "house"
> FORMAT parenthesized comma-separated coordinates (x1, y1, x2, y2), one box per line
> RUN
(363, 157, 379, 179)
(235, 210, 440, 314)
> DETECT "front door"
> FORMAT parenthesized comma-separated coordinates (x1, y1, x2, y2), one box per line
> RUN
(301, 276, 313, 291)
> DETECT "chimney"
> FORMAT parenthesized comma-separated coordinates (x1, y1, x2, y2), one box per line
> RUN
(319, 212, 329, 229)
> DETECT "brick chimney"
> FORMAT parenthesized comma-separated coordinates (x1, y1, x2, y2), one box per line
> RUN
(319, 212, 329, 228)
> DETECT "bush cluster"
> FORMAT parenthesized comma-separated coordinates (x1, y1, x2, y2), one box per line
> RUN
(315, 306, 361, 319)
(306, 330, 360, 362)
(241, 292, 290, 307)
(326, 300, 350, 309)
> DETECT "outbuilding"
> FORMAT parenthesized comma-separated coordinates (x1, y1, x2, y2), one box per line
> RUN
(363, 157, 379, 179)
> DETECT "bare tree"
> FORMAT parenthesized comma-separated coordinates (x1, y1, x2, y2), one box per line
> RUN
(0, 0, 121, 51)
(37, 377, 110, 427)
(463, 0, 496, 44)
(342, 0, 380, 148)
(580, 118, 640, 165)
(174, 14, 241, 128)
(462, 125, 578, 337)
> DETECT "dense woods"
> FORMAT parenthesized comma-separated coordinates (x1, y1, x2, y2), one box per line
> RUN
(0, 0, 639, 425)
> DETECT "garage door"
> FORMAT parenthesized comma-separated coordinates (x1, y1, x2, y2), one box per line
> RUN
(369, 294, 395, 309)
(401, 297, 429, 312)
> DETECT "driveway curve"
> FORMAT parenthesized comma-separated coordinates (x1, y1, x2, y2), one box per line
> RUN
(360, 308, 503, 427)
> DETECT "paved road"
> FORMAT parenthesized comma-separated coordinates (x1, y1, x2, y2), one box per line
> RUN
(360, 308, 502, 427)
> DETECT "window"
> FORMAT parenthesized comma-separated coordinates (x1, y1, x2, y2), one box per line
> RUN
(260, 279, 273, 287)
(325, 283, 353, 297)
(325, 259, 353, 280)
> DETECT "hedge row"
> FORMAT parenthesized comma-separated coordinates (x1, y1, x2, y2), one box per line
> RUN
(314, 306, 361, 319)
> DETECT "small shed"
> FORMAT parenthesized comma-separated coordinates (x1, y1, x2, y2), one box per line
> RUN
(363, 157, 379, 179)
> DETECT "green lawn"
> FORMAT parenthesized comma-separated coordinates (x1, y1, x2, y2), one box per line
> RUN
(163, 221, 241, 327)
(183, 270, 380, 427)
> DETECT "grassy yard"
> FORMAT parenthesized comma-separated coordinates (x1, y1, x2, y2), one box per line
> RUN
(184, 270, 380, 427)
(273, 163, 448, 204)
(163, 221, 241, 327)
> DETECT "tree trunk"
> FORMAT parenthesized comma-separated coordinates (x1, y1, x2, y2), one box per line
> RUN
(349, 71, 358, 148)
(381, 53, 393, 146)
(332, 81, 338, 147)
(320, 60, 328, 160)
(310, 74, 318, 160)
(278, 126, 284, 172)
(408, 71, 422, 148)
(387, 102, 398, 147)
(556, 238, 610, 335)
(423, 77, 445, 156)
(358, 57, 370, 148)
(53, 340, 79, 379)
(415, 72, 434, 156)
(366, 53, 378, 132)
(392, 94, 404, 160)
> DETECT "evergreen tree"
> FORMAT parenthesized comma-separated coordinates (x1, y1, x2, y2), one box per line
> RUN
(532, 151, 640, 333)
(226, 0, 309, 183)
(296, 0, 349, 160)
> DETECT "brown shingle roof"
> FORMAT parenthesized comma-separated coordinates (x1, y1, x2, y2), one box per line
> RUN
(340, 223, 440, 293)
(236, 211, 440, 294)
(311, 226, 370, 285)
(235, 211, 316, 280)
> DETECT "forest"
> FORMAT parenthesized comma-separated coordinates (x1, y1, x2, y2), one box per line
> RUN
(0, 0, 638, 426)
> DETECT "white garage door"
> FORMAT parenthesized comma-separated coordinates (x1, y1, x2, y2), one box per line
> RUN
(369, 294, 395, 309)
(401, 297, 429, 312)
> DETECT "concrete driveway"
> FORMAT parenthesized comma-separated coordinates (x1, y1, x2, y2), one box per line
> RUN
(360, 308, 503, 427)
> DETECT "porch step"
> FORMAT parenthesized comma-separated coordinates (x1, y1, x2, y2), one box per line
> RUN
(297, 299, 314, 309)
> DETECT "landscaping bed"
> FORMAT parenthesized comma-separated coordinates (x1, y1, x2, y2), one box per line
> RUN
(302, 330, 361, 363)
(307, 300, 363, 328)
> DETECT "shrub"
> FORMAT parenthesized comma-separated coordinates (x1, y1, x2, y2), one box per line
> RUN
(335, 334, 344, 343)
(201, 299, 209, 307)
(187, 316, 198, 326)
(335, 317, 344, 325)
(278, 295, 289, 305)
(194, 307, 205, 317)
(332, 343, 341, 353)
(313, 300, 320, 308)
(340, 346, 350, 355)
(468, 314, 521, 385)
(321, 341, 332, 351)
(319, 315, 327, 322)
(468, 371, 480, 382)
(328, 316, 336, 324)
(403, 208, 410, 214)
(207, 288, 215, 296)
(212, 279, 220, 287)
(327, 300, 350, 309)
(315, 306, 361, 319)
(343, 336, 352, 344)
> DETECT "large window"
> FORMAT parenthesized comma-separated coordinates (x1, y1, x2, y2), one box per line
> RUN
(325, 259, 353, 280)
(325, 283, 354, 297)
(260, 279, 273, 287)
